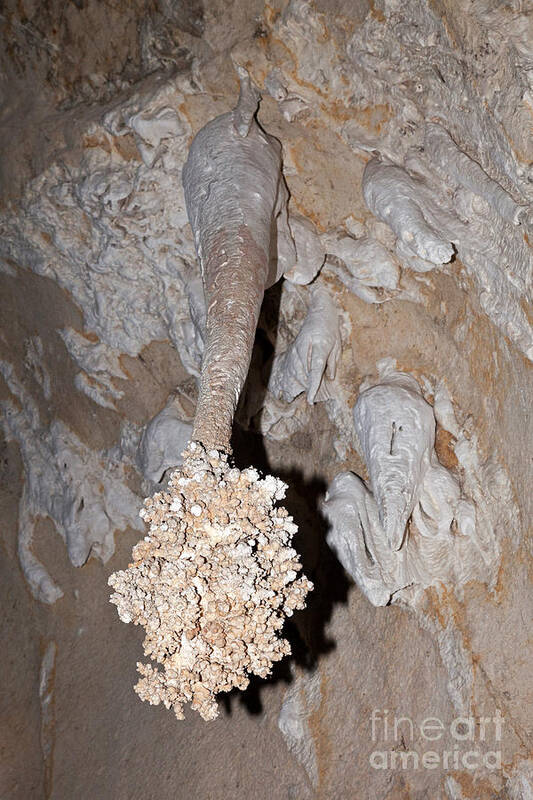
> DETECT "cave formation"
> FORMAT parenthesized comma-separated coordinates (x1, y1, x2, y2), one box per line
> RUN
(0, 1, 532, 798)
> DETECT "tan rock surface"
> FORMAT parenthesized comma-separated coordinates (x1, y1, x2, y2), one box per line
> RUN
(1, 1, 532, 798)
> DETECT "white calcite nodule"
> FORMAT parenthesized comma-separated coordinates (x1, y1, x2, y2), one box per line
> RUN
(108, 441, 312, 721)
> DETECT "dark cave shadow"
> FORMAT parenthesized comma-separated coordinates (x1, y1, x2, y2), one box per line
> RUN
(218, 277, 351, 717)
(220, 425, 352, 718)
(234, 279, 283, 433)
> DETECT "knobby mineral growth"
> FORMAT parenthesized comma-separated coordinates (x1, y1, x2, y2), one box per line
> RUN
(108, 441, 313, 721)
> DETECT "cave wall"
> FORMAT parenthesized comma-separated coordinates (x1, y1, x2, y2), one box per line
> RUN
(0, 1, 532, 798)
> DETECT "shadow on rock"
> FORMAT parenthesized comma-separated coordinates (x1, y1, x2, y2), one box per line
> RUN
(221, 426, 352, 717)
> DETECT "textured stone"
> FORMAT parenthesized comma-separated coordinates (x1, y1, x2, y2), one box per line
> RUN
(0, 0, 532, 798)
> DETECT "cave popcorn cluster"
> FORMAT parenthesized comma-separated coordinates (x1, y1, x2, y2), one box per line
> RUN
(108, 441, 312, 721)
